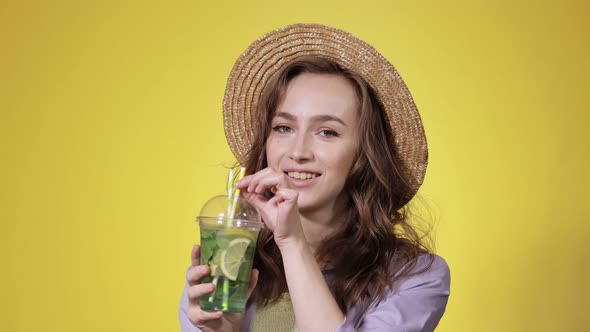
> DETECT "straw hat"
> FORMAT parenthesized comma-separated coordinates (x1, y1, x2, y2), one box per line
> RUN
(223, 23, 428, 198)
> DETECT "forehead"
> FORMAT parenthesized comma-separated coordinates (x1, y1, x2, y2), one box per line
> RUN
(275, 73, 359, 121)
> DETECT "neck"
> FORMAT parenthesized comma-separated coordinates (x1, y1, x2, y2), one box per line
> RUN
(298, 199, 348, 255)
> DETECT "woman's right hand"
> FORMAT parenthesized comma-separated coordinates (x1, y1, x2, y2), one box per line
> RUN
(186, 244, 258, 332)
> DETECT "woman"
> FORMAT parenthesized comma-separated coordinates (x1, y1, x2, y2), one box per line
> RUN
(180, 24, 450, 331)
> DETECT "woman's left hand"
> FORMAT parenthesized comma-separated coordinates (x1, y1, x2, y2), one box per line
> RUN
(235, 167, 305, 249)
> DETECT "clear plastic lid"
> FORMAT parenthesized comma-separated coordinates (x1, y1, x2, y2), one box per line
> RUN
(197, 195, 262, 228)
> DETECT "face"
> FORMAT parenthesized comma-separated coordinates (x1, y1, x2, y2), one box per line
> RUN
(265, 73, 360, 214)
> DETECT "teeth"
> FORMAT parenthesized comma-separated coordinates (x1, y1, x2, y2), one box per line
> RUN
(288, 171, 318, 180)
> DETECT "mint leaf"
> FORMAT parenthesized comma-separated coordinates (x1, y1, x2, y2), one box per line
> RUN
(201, 229, 216, 239)
(237, 259, 252, 282)
(200, 238, 218, 265)
(216, 237, 230, 249)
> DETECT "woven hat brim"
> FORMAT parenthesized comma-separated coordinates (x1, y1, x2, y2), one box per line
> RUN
(223, 23, 428, 197)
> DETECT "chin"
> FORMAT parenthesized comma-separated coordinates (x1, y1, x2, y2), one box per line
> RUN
(296, 196, 328, 214)
(295, 196, 315, 212)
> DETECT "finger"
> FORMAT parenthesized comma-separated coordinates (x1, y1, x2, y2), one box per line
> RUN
(186, 265, 211, 286)
(235, 168, 273, 191)
(239, 168, 284, 193)
(188, 306, 223, 326)
(188, 283, 216, 302)
(235, 172, 257, 189)
(254, 182, 269, 195)
(191, 244, 200, 267)
(245, 193, 277, 220)
(246, 269, 259, 300)
(235, 175, 251, 190)
(239, 190, 258, 202)
(255, 169, 289, 188)
(275, 189, 299, 203)
(236, 167, 278, 189)
(253, 173, 289, 194)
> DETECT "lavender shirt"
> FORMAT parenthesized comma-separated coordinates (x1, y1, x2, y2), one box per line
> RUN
(179, 254, 450, 331)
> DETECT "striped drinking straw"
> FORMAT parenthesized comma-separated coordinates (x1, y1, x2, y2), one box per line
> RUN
(210, 167, 246, 303)
(225, 167, 245, 221)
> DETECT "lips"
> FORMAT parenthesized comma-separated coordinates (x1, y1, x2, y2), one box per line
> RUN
(283, 170, 321, 187)
(286, 171, 320, 180)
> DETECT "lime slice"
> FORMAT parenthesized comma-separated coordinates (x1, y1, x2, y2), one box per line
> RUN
(209, 263, 222, 277)
(220, 237, 252, 281)
(220, 228, 256, 242)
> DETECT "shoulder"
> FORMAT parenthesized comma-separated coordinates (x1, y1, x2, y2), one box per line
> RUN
(390, 254, 451, 295)
(339, 254, 450, 331)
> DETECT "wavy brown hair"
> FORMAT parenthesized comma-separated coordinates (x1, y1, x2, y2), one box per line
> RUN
(242, 56, 434, 313)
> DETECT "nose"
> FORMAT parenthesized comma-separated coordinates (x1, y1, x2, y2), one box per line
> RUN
(288, 132, 313, 162)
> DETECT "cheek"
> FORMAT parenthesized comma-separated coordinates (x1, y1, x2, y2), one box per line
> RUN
(320, 147, 357, 175)
(328, 140, 357, 162)
(265, 139, 282, 166)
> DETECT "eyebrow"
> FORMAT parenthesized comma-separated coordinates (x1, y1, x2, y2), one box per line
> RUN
(273, 112, 347, 127)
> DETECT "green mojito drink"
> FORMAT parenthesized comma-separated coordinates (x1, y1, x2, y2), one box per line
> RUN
(197, 195, 262, 312)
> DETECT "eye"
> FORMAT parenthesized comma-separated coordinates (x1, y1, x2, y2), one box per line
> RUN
(319, 129, 339, 137)
(272, 125, 292, 133)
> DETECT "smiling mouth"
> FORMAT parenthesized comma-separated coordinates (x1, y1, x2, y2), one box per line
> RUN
(286, 171, 320, 180)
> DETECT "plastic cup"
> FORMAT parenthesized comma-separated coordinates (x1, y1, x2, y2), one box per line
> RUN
(196, 195, 263, 312)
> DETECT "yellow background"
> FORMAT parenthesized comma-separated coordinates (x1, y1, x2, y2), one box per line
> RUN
(1, 0, 588, 331)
